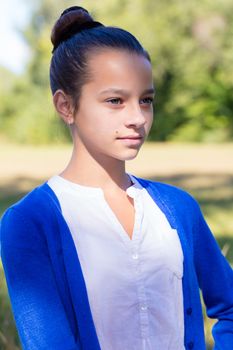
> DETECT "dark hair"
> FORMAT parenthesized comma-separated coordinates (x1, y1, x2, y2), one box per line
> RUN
(50, 6, 151, 111)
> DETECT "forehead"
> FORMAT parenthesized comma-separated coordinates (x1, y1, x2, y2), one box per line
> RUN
(86, 49, 153, 91)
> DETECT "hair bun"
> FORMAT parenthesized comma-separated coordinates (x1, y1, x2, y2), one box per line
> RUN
(51, 6, 103, 52)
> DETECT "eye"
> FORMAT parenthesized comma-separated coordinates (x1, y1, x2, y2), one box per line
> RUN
(106, 98, 122, 105)
(140, 97, 154, 105)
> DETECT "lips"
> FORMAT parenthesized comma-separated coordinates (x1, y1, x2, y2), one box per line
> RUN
(116, 135, 144, 147)
(117, 135, 143, 140)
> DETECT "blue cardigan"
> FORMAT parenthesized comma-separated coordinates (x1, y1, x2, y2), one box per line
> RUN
(1, 177, 233, 350)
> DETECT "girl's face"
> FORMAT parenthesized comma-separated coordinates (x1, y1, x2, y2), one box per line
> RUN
(72, 49, 154, 161)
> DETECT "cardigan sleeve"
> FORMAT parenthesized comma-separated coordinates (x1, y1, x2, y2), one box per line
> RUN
(193, 201, 233, 350)
(0, 207, 80, 350)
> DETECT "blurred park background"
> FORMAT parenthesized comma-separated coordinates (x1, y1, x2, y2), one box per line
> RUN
(0, 0, 233, 349)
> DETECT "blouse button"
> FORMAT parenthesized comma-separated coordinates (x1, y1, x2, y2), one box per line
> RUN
(140, 305, 148, 311)
(132, 253, 139, 260)
(186, 307, 192, 315)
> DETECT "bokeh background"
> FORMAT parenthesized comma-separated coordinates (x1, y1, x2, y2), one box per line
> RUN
(0, 0, 233, 349)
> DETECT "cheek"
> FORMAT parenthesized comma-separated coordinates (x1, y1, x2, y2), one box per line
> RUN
(148, 115, 154, 128)
(93, 112, 120, 135)
(79, 114, 116, 142)
(145, 112, 154, 130)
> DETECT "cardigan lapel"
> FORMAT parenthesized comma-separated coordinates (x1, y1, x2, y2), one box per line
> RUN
(134, 177, 197, 348)
(41, 183, 101, 350)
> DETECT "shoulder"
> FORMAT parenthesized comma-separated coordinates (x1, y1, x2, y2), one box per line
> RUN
(134, 175, 202, 219)
(135, 176, 198, 204)
(0, 183, 61, 245)
(2, 182, 60, 217)
(134, 176, 207, 248)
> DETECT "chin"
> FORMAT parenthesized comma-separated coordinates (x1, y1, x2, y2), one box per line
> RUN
(116, 150, 140, 161)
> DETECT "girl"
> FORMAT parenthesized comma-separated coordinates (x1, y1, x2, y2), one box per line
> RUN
(1, 6, 233, 350)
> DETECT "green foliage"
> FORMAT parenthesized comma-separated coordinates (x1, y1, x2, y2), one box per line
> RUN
(0, 0, 233, 143)
(0, 73, 69, 144)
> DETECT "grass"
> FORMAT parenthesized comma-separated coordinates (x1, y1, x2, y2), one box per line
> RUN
(0, 262, 20, 350)
(0, 142, 233, 349)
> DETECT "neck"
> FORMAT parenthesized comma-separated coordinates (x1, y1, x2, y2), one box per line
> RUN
(60, 145, 132, 192)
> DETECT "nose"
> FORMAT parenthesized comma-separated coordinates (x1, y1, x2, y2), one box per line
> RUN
(125, 103, 147, 128)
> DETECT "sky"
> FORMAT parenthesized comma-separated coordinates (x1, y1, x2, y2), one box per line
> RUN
(0, 0, 31, 74)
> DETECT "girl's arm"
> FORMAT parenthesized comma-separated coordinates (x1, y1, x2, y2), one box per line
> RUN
(193, 202, 233, 350)
(0, 207, 79, 350)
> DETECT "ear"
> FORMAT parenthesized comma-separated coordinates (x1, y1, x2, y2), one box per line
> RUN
(53, 90, 74, 125)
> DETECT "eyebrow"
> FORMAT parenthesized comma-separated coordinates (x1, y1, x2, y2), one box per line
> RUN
(98, 88, 155, 96)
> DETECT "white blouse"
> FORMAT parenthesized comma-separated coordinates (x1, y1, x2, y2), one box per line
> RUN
(47, 174, 185, 350)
